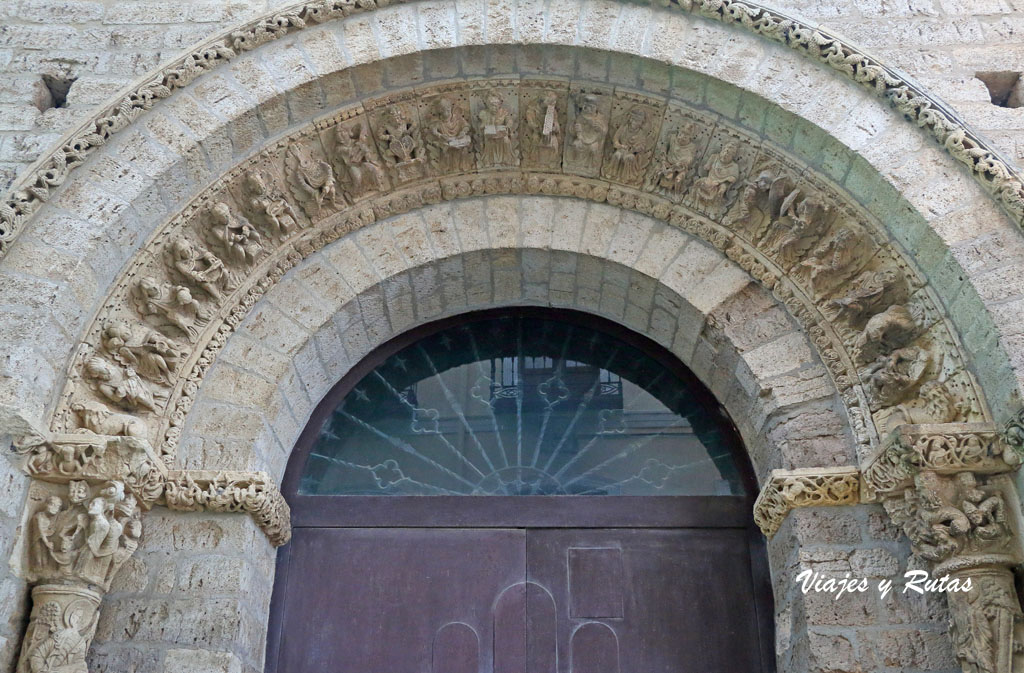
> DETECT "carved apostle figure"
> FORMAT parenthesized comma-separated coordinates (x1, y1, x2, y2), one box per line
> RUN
(205, 202, 263, 267)
(286, 144, 341, 219)
(689, 141, 741, 213)
(243, 170, 298, 238)
(83, 357, 160, 414)
(168, 237, 235, 302)
(335, 122, 387, 198)
(652, 122, 700, 199)
(523, 91, 561, 168)
(603, 106, 656, 184)
(132, 277, 210, 343)
(567, 95, 607, 173)
(477, 92, 516, 168)
(425, 97, 474, 173)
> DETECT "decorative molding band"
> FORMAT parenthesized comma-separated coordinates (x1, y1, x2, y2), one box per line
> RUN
(753, 466, 861, 537)
(1, 0, 1023, 257)
(164, 470, 292, 547)
(46, 76, 989, 479)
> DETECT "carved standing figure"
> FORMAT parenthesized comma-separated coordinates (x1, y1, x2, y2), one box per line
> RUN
(29, 497, 63, 577)
(334, 122, 387, 198)
(603, 106, 656, 184)
(651, 122, 700, 199)
(689, 141, 741, 213)
(522, 91, 561, 168)
(243, 170, 298, 237)
(425, 97, 474, 173)
(132, 277, 210, 343)
(285, 144, 341, 219)
(83, 357, 160, 414)
(205, 202, 263, 267)
(567, 95, 607, 173)
(477, 92, 516, 167)
(168, 237, 234, 302)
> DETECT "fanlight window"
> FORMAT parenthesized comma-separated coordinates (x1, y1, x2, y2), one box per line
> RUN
(300, 314, 743, 496)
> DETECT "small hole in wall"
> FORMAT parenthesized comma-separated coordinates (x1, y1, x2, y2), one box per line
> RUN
(976, 71, 1024, 108)
(40, 75, 75, 110)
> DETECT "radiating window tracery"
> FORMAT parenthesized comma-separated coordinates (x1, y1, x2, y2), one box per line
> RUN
(300, 314, 742, 496)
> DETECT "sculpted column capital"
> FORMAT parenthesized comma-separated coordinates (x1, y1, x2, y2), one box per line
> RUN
(753, 466, 861, 537)
(861, 420, 1024, 673)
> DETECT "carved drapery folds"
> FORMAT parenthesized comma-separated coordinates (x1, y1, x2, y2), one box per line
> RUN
(861, 421, 1024, 673)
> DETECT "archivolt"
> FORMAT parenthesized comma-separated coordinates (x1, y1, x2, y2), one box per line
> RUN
(2, 0, 1023, 256)
(51, 74, 987, 473)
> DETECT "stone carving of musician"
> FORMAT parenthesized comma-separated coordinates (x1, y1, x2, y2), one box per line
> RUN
(652, 122, 700, 198)
(244, 171, 298, 238)
(568, 95, 607, 172)
(604, 106, 656, 184)
(83, 357, 159, 413)
(523, 91, 561, 168)
(206, 202, 263, 267)
(378, 105, 423, 183)
(477, 92, 516, 167)
(425, 97, 474, 173)
(169, 237, 234, 302)
(133, 277, 210, 343)
(286, 144, 341, 218)
(335, 123, 387, 197)
(690, 141, 741, 212)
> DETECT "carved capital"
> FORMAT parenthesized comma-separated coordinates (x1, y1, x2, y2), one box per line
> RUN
(164, 470, 291, 547)
(12, 433, 167, 508)
(861, 420, 1024, 673)
(753, 466, 861, 537)
(862, 423, 1019, 503)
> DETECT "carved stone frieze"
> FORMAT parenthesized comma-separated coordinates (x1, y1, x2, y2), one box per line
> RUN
(41, 77, 989, 495)
(164, 470, 291, 547)
(753, 466, 861, 537)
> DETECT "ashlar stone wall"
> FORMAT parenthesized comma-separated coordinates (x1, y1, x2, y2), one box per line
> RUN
(3, 0, 1024, 188)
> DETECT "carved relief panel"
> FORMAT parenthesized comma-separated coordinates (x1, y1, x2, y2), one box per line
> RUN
(601, 93, 662, 187)
(645, 106, 714, 203)
(520, 81, 568, 172)
(471, 79, 519, 170)
(564, 86, 612, 177)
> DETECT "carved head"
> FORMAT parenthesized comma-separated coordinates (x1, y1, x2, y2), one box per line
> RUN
(68, 480, 89, 504)
(486, 92, 503, 111)
(626, 106, 647, 129)
(44, 496, 62, 516)
(72, 401, 109, 428)
(580, 95, 599, 114)
(209, 202, 232, 226)
(720, 141, 739, 161)
(84, 357, 114, 382)
(244, 171, 267, 196)
(433, 97, 454, 119)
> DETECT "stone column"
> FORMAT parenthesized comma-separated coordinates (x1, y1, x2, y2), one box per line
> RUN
(862, 422, 1024, 673)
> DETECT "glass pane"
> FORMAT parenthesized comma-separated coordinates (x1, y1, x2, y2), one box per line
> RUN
(300, 315, 743, 496)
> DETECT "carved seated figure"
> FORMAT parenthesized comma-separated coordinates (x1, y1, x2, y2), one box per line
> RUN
(169, 237, 235, 302)
(335, 123, 387, 197)
(244, 171, 298, 237)
(206, 202, 263, 267)
(478, 92, 516, 168)
(689, 141, 741, 213)
(653, 123, 699, 199)
(425, 97, 474, 173)
(604, 106, 655, 184)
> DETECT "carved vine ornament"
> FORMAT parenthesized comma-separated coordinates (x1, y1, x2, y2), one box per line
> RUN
(1, 62, 1013, 670)
(755, 410, 1024, 673)
(2, 0, 1024, 258)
